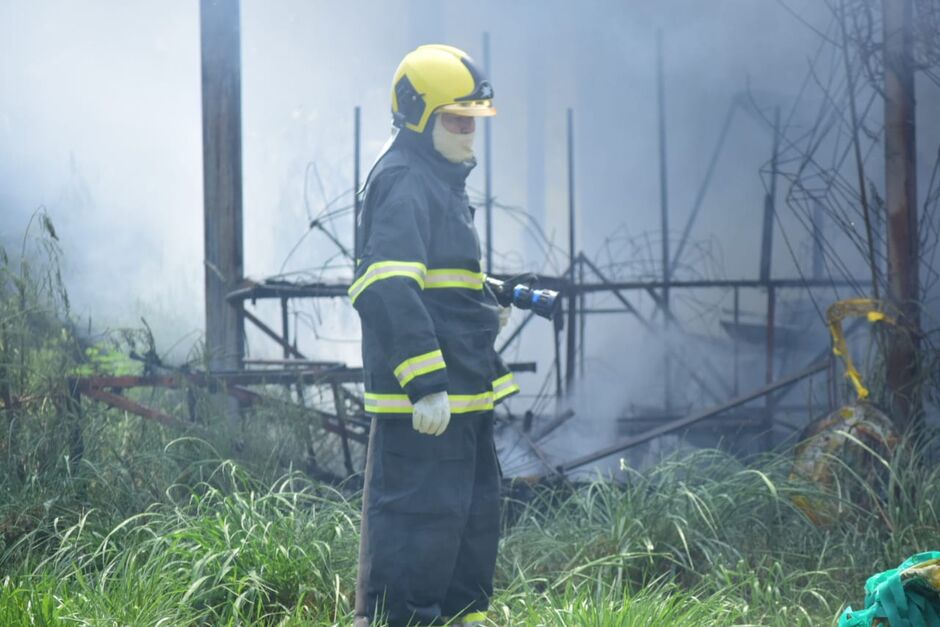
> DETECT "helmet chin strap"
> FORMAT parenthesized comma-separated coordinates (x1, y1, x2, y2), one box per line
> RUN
(432, 119, 475, 163)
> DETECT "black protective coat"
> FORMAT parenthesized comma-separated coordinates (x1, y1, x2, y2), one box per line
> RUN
(350, 127, 517, 410)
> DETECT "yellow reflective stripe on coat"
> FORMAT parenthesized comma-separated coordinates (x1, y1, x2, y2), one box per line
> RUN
(364, 393, 414, 414)
(449, 392, 494, 412)
(364, 392, 494, 414)
(424, 268, 484, 290)
(348, 261, 427, 304)
(492, 372, 520, 401)
(393, 349, 446, 387)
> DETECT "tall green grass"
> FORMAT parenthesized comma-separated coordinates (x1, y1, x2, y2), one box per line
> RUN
(4, 214, 940, 625)
(0, 216, 349, 568)
(4, 462, 359, 625)
(3, 439, 940, 626)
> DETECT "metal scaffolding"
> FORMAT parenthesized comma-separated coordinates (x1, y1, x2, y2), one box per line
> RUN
(76, 22, 873, 480)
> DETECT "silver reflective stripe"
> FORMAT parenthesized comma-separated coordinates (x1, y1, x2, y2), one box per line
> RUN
(364, 393, 413, 414)
(363, 392, 496, 414)
(424, 268, 484, 289)
(450, 393, 495, 412)
(394, 350, 446, 387)
(348, 261, 427, 304)
(493, 373, 520, 401)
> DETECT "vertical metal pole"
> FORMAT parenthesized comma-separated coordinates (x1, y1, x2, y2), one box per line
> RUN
(483, 32, 494, 275)
(812, 198, 825, 279)
(766, 287, 776, 385)
(565, 109, 577, 393)
(733, 286, 740, 396)
(656, 31, 671, 411)
(280, 297, 290, 359)
(760, 107, 781, 451)
(760, 107, 780, 450)
(579, 255, 586, 378)
(765, 285, 776, 450)
(884, 0, 920, 431)
(760, 107, 781, 284)
(200, 0, 244, 375)
(525, 18, 547, 261)
(554, 317, 564, 399)
(353, 106, 362, 261)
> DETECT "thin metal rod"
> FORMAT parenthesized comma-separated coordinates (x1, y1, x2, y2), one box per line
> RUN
(243, 308, 307, 360)
(533, 409, 576, 442)
(812, 199, 825, 279)
(558, 361, 828, 472)
(497, 310, 536, 355)
(572, 277, 857, 292)
(483, 32, 494, 275)
(759, 107, 781, 284)
(766, 286, 776, 386)
(280, 297, 290, 359)
(511, 421, 562, 476)
(578, 255, 586, 378)
(579, 255, 724, 404)
(353, 106, 362, 261)
(656, 31, 671, 411)
(839, 0, 879, 299)
(83, 386, 204, 433)
(733, 286, 740, 396)
(657, 30, 670, 308)
(554, 317, 563, 399)
(765, 285, 776, 450)
(565, 108, 577, 393)
(670, 101, 737, 274)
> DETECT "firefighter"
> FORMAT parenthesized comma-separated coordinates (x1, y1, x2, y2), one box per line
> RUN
(351, 44, 519, 627)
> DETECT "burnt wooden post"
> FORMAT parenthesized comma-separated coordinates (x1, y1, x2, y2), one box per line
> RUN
(200, 0, 245, 376)
(883, 0, 921, 431)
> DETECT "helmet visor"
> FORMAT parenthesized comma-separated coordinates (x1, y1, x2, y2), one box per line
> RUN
(438, 100, 497, 117)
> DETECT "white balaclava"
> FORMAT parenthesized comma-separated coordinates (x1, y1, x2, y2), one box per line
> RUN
(432, 116, 475, 163)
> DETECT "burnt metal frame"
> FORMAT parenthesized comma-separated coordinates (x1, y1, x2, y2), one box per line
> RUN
(70, 367, 369, 458)
(221, 95, 861, 475)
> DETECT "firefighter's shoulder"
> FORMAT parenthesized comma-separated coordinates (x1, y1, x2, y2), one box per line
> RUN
(368, 155, 430, 212)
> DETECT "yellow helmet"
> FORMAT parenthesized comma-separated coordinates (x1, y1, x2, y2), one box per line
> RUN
(391, 44, 496, 134)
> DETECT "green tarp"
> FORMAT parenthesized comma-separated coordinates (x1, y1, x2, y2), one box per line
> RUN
(840, 552, 940, 627)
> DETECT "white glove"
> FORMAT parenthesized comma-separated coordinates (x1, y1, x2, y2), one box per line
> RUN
(412, 391, 451, 436)
(499, 306, 511, 331)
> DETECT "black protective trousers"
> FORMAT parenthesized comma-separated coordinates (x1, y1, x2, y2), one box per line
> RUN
(355, 412, 501, 626)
